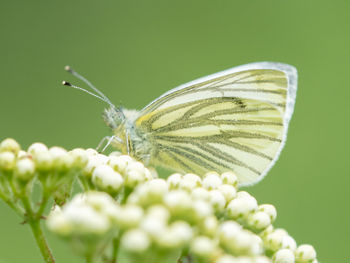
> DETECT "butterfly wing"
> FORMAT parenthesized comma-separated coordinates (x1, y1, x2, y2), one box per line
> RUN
(135, 62, 297, 186)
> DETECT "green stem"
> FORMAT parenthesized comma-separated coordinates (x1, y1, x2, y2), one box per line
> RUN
(36, 191, 49, 218)
(111, 235, 120, 263)
(29, 220, 56, 263)
(21, 196, 55, 263)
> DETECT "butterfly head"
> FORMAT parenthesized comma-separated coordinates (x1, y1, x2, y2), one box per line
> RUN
(103, 106, 125, 130)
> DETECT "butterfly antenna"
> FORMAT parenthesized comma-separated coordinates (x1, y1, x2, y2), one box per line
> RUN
(62, 81, 106, 101)
(64, 65, 115, 107)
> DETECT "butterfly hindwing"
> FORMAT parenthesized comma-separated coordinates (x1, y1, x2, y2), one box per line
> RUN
(134, 63, 297, 186)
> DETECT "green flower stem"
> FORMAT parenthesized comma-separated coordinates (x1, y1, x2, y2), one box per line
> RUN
(29, 219, 56, 263)
(21, 196, 55, 263)
(111, 235, 121, 263)
(36, 191, 50, 218)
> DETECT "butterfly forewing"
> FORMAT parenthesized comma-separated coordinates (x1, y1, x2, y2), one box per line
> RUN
(134, 63, 297, 186)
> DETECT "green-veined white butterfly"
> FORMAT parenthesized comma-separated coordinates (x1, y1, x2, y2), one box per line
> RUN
(63, 62, 297, 186)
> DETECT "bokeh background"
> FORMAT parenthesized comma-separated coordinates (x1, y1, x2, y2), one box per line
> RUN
(0, 1, 348, 262)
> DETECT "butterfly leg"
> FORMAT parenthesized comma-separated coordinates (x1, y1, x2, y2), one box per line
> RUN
(125, 130, 130, 155)
(96, 136, 116, 153)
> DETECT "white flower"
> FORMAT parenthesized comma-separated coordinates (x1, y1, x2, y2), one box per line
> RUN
(111, 204, 144, 229)
(121, 229, 150, 252)
(191, 236, 218, 258)
(192, 200, 213, 220)
(221, 171, 238, 187)
(92, 164, 124, 193)
(108, 155, 132, 174)
(47, 206, 72, 236)
(180, 173, 202, 191)
(15, 158, 35, 181)
(200, 216, 218, 237)
(0, 138, 20, 154)
(0, 151, 16, 170)
(167, 173, 183, 189)
(259, 204, 277, 222)
(227, 193, 258, 218)
(273, 249, 295, 263)
(69, 148, 88, 168)
(191, 187, 210, 201)
(49, 147, 73, 170)
(124, 169, 146, 187)
(247, 211, 271, 231)
(164, 190, 192, 212)
(208, 190, 226, 211)
(265, 229, 289, 252)
(295, 244, 316, 263)
(28, 142, 48, 156)
(281, 235, 297, 250)
(203, 172, 222, 190)
(217, 184, 237, 202)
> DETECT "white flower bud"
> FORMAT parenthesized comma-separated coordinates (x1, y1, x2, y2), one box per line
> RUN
(221, 171, 238, 187)
(85, 148, 98, 156)
(191, 236, 218, 258)
(28, 143, 48, 156)
(84, 155, 108, 176)
(15, 158, 35, 181)
(121, 229, 150, 252)
(124, 169, 146, 188)
(273, 249, 295, 263)
(203, 172, 222, 190)
(191, 187, 210, 201)
(169, 221, 193, 244)
(281, 235, 297, 250)
(201, 216, 218, 237)
(227, 194, 258, 218)
(180, 173, 202, 191)
(108, 155, 132, 174)
(145, 179, 168, 202)
(49, 147, 73, 170)
(147, 205, 170, 222)
(295, 244, 316, 263)
(112, 204, 144, 229)
(62, 203, 110, 234)
(167, 173, 183, 189)
(140, 215, 167, 238)
(208, 190, 226, 211)
(164, 190, 192, 212)
(33, 152, 52, 171)
(266, 229, 289, 252)
(156, 221, 193, 248)
(0, 151, 15, 170)
(109, 151, 122, 157)
(0, 138, 20, 154)
(17, 150, 28, 159)
(219, 221, 242, 241)
(46, 206, 72, 236)
(218, 184, 237, 202)
(92, 165, 124, 193)
(69, 148, 88, 168)
(259, 204, 277, 222)
(247, 211, 271, 231)
(192, 200, 213, 220)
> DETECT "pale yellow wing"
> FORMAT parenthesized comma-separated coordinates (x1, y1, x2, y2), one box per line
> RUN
(135, 63, 297, 186)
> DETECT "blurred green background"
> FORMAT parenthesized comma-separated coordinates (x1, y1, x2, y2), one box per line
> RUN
(0, 0, 348, 262)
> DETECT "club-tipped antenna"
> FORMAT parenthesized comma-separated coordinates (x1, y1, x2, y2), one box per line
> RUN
(62, 81, 116, 108)
(64, 65, 115, 107)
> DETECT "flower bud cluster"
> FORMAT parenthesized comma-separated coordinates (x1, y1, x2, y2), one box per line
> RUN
(48, 164, 318, 263)
(0, 139, 318, 263)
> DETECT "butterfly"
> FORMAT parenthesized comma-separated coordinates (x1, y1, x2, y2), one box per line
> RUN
(63, 62, 297, 186)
